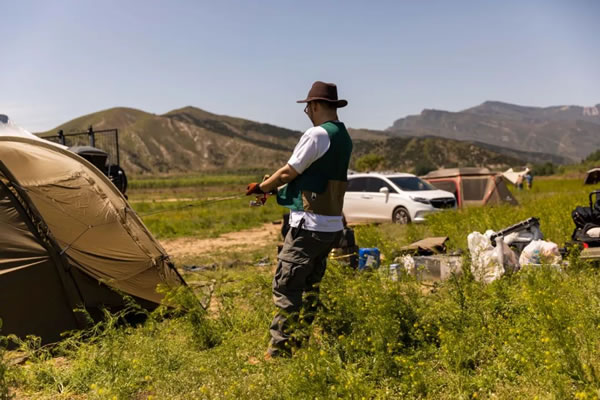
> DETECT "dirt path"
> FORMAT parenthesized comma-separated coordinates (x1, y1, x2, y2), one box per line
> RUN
(160, 222, 282, 258)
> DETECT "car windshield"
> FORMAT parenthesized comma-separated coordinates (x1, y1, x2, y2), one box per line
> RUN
(388, 177, 436, 191)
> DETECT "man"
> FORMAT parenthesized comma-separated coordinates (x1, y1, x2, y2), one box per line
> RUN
(246, 81, 353, 357)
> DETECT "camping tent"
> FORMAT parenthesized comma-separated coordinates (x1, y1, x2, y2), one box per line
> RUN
(422, 167, 518, 208)
(0, 135, 184, 343)
(502, 167, 530, 186)
(0, 114, 66, 148)
(584, 168, 600, 185)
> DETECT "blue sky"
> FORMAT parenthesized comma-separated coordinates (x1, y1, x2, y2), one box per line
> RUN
(2, 0, 599, 132)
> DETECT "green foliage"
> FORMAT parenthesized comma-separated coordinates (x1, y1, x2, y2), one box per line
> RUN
(129, 173, 266, 190)
(413, 160, 436, 176)
(7, 177, 600, 399)
(0, 321, 12, 400)
(354, 153, 385, 172)
(133, 196, 285, 239)
(532, 162, 557, 176)
(584, 149, 600, 163)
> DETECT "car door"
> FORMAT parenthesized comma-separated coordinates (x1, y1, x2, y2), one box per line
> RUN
(343, 177, 370, 221)
(365, 177, 396, 220)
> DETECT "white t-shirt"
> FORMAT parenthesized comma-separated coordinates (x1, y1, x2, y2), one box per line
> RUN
(286, 125, 344, 232)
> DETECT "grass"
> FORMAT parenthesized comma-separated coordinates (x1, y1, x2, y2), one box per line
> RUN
(3, 177, 600, 399)
(128, 173, 268, 190)
(132, 196, 285, 239)
(128, 173, 286, 239)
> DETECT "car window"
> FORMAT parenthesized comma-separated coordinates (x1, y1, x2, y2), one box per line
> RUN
(346, 177, 369, 192)
(388, 177, 436, 191)
(367, 178, 395, 193)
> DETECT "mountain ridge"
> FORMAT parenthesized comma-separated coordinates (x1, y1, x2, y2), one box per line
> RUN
(388, 101, 600, 161)
(37, 100, 595, 175)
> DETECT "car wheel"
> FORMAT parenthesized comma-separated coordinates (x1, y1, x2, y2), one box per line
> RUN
(392, 207, 411, 224)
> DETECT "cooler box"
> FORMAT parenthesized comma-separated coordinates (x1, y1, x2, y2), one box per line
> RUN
(358, 248, 380, 270)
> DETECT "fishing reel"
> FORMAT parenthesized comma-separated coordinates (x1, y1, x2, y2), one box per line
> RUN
(250, 193, 269, 207)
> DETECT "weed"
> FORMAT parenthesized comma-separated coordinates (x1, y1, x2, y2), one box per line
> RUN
(5, 177, 600, 398)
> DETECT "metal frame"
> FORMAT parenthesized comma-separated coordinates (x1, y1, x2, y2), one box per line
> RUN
(41, 126, 120, 166)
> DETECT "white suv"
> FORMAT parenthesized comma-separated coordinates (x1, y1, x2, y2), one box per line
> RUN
(343, 173, 456, 224)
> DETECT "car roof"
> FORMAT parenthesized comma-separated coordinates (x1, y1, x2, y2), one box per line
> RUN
(348, 172, 416, 178)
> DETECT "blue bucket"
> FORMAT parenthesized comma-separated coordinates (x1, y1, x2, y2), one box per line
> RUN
(358, 248, 380, 270)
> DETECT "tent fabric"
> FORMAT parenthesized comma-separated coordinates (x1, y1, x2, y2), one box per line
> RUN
(0, 179, 82, 341)
(0, 136, 184, 341)
(584, 168, 600, 185)
(489, 175, 518, 205)
(422, 167, 491, 179)
(502, 167, 530, 186)
(0, 115, 67, 149)
(423, 168, 517, 207)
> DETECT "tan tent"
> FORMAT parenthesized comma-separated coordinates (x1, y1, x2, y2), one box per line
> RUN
(422, 167, 518, 208)
(0, 136, 184, 343)
(584, 168, 600, 185)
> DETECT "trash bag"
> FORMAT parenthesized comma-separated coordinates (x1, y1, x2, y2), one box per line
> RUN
(467, 231, 518, 283)
(518, 240, 562, 266)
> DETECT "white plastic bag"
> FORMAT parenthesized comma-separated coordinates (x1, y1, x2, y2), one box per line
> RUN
(468, 231, 518, 283)
(587, 227, 600, 238)
(518, 240, 562, 266)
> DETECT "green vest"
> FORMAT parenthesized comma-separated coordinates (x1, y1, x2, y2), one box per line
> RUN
(277, 121, 353, 216)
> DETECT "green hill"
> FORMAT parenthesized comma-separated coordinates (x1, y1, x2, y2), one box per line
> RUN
(39, 106, 569, 175)
(39, 106, 301, 175)
(352, 136, 524, 174)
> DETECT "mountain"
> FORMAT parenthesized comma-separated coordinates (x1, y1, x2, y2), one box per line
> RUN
(39, 107, 301, 174)
(351, 135, 524, 173)
(388, 101, 600, 161)
(37, 103, 580, 175)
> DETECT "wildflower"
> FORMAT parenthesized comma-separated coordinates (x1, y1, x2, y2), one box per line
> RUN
(90, 383, 97, 390)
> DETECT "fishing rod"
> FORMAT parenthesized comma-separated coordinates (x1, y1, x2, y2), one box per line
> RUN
(139, 195, 243, 217)
(138, 193, 273, 217)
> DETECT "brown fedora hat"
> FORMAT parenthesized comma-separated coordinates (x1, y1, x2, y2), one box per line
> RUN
(297, 81, 348, 108)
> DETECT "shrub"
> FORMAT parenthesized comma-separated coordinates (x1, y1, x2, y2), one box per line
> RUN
(354, 153, 385, 172)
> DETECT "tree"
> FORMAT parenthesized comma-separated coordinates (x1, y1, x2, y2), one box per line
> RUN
(584, 149, 600, 163)
(532, 162, 556, 176)
(414, 160, 436, 176)
(354, 154, 385, 172)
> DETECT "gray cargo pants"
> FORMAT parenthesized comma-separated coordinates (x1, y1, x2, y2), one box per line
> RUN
(268, 226, 341, 356)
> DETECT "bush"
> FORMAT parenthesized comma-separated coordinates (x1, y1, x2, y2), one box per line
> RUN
(10, 177, 600, 399)
(584, 149, 600, 163)
(532, 162, 556, 176)
(354, 153, 385, 172)
(0, 321, 12, 400)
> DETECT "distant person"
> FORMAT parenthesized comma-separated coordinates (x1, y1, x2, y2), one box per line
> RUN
(246, 81, 353, 358)
(516, 174, 524, 190)
(525, 171, 533, 189)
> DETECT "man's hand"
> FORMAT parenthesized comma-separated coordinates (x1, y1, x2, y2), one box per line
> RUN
(246, 182, 264, 196)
